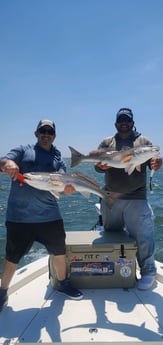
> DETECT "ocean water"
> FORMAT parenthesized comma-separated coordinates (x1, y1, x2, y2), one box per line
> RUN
(0, 158, 163, 273)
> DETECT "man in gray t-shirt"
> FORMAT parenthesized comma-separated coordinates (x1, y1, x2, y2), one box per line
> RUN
(95, 107, 162, 290)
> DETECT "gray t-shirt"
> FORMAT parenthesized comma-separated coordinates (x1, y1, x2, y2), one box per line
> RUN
(95, 131, 152, 200)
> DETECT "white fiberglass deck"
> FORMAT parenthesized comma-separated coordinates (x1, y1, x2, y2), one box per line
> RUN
(0, 256, 163, 344)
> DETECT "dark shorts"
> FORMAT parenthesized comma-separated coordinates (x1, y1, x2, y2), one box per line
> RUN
(5, 220, 66, 264)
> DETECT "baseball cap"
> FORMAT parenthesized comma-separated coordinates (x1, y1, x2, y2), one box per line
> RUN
(36, 119, 56, 132)
(116, 108, 133, 121)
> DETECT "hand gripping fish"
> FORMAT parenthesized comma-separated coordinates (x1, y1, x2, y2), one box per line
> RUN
(69, 145, 160, 175)
(17, 171, 120, 207)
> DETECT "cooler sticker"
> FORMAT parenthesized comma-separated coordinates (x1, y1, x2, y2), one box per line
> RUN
(116, 258, 133, 265)
(101, 255, 110, 262)
(70, 255, 83, 262)
(120, 265, 132, 278)
(70, 262, 114, 276)
(70, 254, 111, 262)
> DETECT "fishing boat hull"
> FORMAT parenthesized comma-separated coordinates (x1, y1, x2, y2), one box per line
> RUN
(0, 231, 163, 344)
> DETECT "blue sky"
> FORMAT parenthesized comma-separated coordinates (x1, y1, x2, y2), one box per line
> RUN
(0, 0, 163, 157)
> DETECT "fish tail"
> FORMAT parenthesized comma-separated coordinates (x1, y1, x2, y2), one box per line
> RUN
(105, 194, 115, 208)
(103, 191, 122, 208)
(68, 146, 85, 168)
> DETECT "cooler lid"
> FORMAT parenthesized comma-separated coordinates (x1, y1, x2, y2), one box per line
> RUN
(66, 230, 137, 248)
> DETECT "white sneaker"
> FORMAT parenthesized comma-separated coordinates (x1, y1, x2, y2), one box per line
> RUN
(137, 275, 155, 290)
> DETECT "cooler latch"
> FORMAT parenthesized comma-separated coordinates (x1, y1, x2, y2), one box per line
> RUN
(120, 244, 126, 258)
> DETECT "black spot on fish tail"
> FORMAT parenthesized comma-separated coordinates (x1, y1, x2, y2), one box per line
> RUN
(106, 191, 123, 208)
(101, 191, 122, 208)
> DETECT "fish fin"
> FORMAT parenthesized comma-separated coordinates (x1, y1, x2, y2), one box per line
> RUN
(50, 190, 61, 199)
(135, 165, 141, 172)
(68, 146, 85, 168)
(104, 192, 122, 208)
(71, 171, 100, 188)
(121, 155, 132, 163)
(124, 165, 136, 175)
(63, 185, 76, 194)
(80, 191, 90, 198)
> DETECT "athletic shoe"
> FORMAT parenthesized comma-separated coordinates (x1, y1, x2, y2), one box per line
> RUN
(137, 275, 155, 290)
(0, 288, 8, 312)
(57, 278, 83, 300)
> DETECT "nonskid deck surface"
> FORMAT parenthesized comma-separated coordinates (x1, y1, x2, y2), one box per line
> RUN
(0, 257, 163, 344)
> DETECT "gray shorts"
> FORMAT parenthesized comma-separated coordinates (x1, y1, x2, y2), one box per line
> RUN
(5, 220, 66, 264)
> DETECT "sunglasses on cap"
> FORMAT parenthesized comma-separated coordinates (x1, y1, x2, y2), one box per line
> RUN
(38, 128, 55, 135)
(116, 117, 133, 123)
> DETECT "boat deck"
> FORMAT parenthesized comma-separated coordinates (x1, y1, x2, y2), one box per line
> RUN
(0, 256, 163, 344)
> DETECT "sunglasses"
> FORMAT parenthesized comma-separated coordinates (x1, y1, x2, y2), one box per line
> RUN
(116, 117, 133, 123)
(38, 128, 55, 135)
